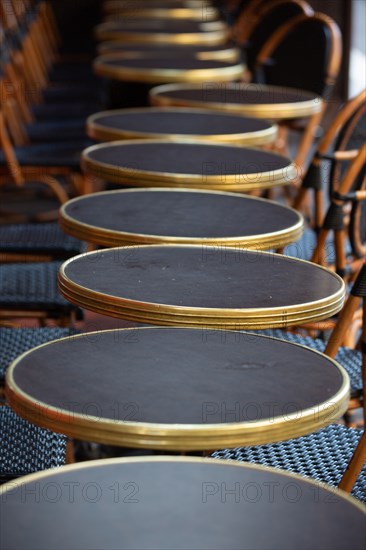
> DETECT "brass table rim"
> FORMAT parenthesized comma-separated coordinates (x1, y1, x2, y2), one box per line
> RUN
(96, 20, 227, 32)
(93, 57, 245, 84)
(94, 26, 229, 46)
(149, 83, 324, 119)
(81, 139, 297, 186)
(59, 245, 346, 317)
(59, 187, 303, 248)
(102, 8, 221, 20)
(1, 455, 364, 512)
(86, 107, 278, 144)
(5, 328, 350, 449)
(58, 287, 345, 324)
(95, 45, 241, 63)
(56, 296, 345, 328)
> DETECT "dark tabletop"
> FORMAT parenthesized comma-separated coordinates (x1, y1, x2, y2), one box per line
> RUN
(61, 246, 342, 310)
(96, 19, 223, 34)
(61, 189, 302, 249)
(8, 328, 345, 425)
(62, 189, 300, 239)
(104, 0, 211, 10)
(153, 83, 319, 105)
(98, 43, 236, 54)
(90, 110, 271, 135)
(1, 458, 364, 550)
(96, 56, 238, 70)
(84, 142, 290, 176)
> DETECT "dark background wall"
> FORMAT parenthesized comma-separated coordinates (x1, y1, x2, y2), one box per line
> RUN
(48, 0, 101, 53)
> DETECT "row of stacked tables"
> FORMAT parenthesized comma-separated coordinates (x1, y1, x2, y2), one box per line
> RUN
(2, 1, 364, 549)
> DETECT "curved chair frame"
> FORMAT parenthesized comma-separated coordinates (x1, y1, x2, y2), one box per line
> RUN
(294, 89, 366, 229)
(0, 110, 69, 205)
(234, 0, 314, 48)
(311, 144, 366, 278)
(212, 261, 366, 499)
(254, 12, 342, 172)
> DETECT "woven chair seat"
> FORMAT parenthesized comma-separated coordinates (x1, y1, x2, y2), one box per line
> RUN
(32, 103, 101, 121)
(42, 83, 101, 103)
(0, 182, 62, 221)
(0, 327, 79, 383)
(26, 119, 88, 143)
(0, 262, 82, 318)
(211, 424, 366, 503)
(251, 329, 362, 399)
(0, 405, 67, 483)
(0, 142, 92, 170)
(49, 63, 100, 84)
(0, 223, 86, 259)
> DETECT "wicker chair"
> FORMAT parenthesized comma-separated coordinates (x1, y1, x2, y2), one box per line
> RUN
(294, 90, 366, 233)
(0, 223, 86, 262)
(0, 327, 80, 481)
(233, 0, 314, 78)
(212, 425, 366, 502)
(310, 143, 366, 280)
(0, 405, 67, 483)
(0, 262, 83, 326)
(211, 263, 366, 502)
(286, 138, 365, 285)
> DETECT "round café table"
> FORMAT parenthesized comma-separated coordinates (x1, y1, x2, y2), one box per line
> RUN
(5, 328, 349, 449)
(1, 457, 364, 550)
(93, 55, 245, 84)
(60, 188, 303, 249)
(95, 19, 228, 45)
(103, 0, 215, 13)
(81, 140, 297, 192)
(58, 245, 345, 327)
(102, 5, 220, 20)
(97, 42, 240, 62)
(86, 108, 277, 145)
(150, 82, 323, 119)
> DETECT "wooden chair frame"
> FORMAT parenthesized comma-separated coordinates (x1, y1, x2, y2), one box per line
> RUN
(254, 12, 343, 173)
(233, 0, 313, 50)
(311, 143, 366, 278)
(326, 262, 366, 492)
(0, 109, 71, 208)
(230, 0, 269, 43)
(294, 89, 366, 229)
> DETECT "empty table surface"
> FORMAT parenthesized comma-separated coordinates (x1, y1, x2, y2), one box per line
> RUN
(86, 108, 277, 144)
(150, 82, 323, 119)
(1, 457, 364, 550)
(93, 55, 245, 83)
(102, 6, 220, 20)
(6, 328, 349, 449)
(81, 140, 296, 191)
(59, 245, 345, 327)
(102, 0, 219, 19)
(95, 19, 228, 45)
(97, 42, 240, 62)
(103, 0, 214, 8)
(60, 188, 302, 249)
